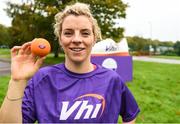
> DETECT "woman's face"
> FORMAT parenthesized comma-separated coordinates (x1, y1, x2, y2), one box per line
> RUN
(60, 15, 95, 64)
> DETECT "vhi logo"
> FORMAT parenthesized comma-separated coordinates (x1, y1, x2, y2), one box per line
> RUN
(59, 94, 105, 120)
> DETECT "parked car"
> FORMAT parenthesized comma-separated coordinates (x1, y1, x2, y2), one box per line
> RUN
(0, 45, 9, 49)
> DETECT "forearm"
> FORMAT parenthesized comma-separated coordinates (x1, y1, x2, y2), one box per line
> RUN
(0, 79, 27, 123)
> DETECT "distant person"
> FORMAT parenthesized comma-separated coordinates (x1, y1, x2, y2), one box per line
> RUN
(0, 2, 140, 123)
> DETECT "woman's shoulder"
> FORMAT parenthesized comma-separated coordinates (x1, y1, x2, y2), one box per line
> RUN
(38, 63, 64, 73)
(31, 63, 64, 81)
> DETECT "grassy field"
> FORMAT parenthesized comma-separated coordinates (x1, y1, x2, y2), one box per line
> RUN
(0, 48, 11, 58)
(0, 76, 10, 105)
(0, 48, 180, 122)
(127, 61, 180, 123)
(44, 53, 65, 65)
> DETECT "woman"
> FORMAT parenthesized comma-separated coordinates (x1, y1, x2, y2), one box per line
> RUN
(0, 2, 140, 123)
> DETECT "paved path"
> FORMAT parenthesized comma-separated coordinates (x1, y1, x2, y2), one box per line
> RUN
(133, 56, 180, 64)
(0, 61, 11, 76)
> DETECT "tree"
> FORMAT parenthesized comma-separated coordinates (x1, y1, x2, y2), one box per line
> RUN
(34, 0, 127, 40)
(174, 41, 180, 56)
(0, 24, 12, 47)
(150, 39, 161, 54)
(159, 41, 174, 47)
(81, 0, 127, 40)
(5, 0, 127, 57)
(127, 36, 150, 52)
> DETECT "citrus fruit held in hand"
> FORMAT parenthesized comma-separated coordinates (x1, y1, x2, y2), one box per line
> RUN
(31, 38, 51, 57)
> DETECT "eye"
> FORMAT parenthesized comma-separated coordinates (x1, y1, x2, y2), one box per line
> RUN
(63, 30, 73, 37)
(82, 31, 91, 37)
(64, 32, 72, 36)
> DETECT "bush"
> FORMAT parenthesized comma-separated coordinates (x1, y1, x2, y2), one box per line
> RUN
(161, 50, 177, 56)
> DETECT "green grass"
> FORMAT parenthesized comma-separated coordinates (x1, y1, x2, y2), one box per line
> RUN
(0, 48, 11, 58)
(125, 61, 180, 123)
(0, 76, 10, 104)
(44, 53, 65, 65)
(150, 55, 180, 60)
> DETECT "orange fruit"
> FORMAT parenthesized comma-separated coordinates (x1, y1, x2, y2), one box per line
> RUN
(31, 38, 51, 57)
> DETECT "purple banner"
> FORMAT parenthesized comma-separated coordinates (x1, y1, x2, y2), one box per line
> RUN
(91, 56, 133, 83)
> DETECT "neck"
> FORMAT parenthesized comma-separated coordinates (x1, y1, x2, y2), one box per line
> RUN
(65, 59, 94, 74)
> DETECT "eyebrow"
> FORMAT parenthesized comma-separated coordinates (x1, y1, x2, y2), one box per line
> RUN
(81, 29, 91, 32)
(63, 28, 73, 31)
(63, 28, 92, 32)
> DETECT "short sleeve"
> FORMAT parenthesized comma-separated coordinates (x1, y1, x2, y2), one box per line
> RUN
(22, 78, 37, 123)
(119, 84, 140, 122)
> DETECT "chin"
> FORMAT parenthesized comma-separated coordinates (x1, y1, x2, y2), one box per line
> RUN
(70, 57, 86, 64)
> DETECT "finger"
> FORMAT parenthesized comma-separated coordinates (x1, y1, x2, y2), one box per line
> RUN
(22, 42, 32, 55)
(18, 47, 24, 55)
(23, 46, 31, 55)
(18, 42, 31, 55)
(11, 46, 22, 58)
(35, 56, 46, 69)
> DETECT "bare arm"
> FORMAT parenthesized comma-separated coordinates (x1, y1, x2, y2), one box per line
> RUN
(0, 42, 45, 123)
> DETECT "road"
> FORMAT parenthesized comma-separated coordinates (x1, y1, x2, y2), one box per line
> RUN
(133, 56, 180, 64)
(0, 61, 11, 76)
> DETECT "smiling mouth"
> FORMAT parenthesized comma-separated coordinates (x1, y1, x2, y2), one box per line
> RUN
(70, 48, 85, 52)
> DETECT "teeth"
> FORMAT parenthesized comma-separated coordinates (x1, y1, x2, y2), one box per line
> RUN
(71, 48, 84, 52)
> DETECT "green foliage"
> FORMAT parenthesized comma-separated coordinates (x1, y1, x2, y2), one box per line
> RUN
(161, 50, 176, 56)
(159, 41, 174, 47)
(127, 36, 150, 52)
(5, 0, 127, 56)
(174, 41, 180, 56)
(0, 24, 12, 47)
(6, 2, 56, 48)
(149, 39, 160, 53)
(78, 0, 127, 40)
(126, 36, 177, 56)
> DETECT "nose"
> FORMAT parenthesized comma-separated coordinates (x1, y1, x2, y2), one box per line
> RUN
(71, 32, 82, 44)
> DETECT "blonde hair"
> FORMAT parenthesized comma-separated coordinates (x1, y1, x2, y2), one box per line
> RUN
(54, 2, 102, 40)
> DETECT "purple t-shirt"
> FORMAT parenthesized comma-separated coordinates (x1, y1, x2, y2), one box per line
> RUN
(22, 63, 140, 123)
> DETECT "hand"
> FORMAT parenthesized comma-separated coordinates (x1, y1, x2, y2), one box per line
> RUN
(11, 42, 46, 81)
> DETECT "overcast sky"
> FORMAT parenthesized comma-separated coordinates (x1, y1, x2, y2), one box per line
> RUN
(121, 0, 180, 42)
(0, 0, 180, 42)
